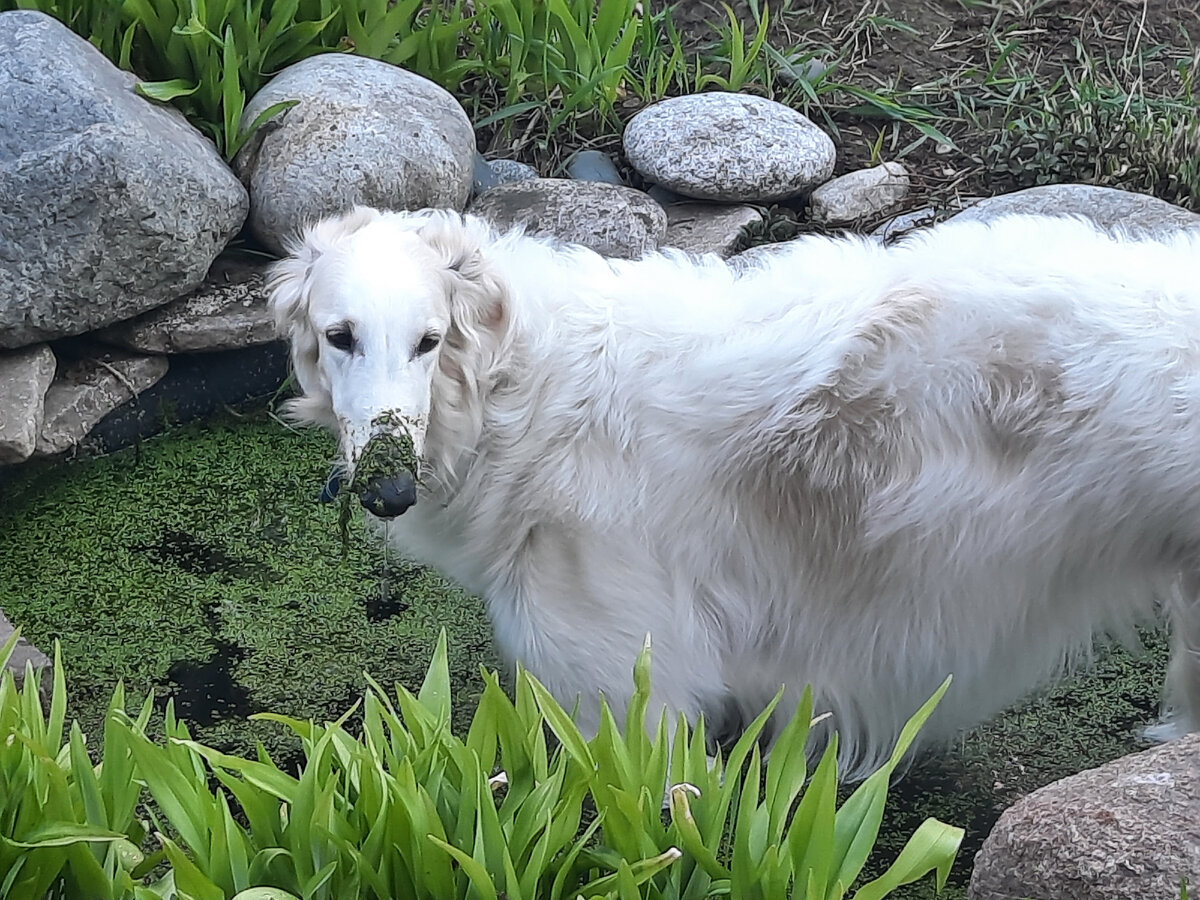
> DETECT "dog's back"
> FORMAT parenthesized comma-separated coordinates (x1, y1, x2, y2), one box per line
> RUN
(379, 213, 1200, 775)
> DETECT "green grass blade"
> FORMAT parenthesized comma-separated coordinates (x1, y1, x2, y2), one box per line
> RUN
(428, 834, 500, 900)
(136, 78, 200, 101)
(849, 818, 963, 900)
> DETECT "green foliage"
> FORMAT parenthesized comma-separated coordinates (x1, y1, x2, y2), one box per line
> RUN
(978, 48, 1200, 209)
(1, 628, 962, 899)
(695, 4, 773, 94)
(0, 633, 157, 899)
(0, 0, 816, 158)
(1, 0, 953, 167)
(0, 0, 485, 158)
(120, 0, 330, 159)
(476, 0, 643, 123)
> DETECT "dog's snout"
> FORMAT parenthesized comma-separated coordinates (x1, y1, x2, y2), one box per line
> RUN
(359, 470, 418, 518)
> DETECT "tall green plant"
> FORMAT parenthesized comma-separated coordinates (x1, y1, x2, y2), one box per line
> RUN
(0, 632, 156, 900)
(530, 639, 962, 899)
(1, 628, 962, 899)
(338, 0, 478, 91)
(697, 3, 773, 93)
(470, 0, 643, 132)
(122, 0, 337, 158)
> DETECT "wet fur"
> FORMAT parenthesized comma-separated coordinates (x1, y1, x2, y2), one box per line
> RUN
(271, 207, 1200, 777)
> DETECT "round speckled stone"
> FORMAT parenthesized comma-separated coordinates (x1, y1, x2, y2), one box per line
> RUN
(623, 92, 836, 202)
(234, 54, 475, 255)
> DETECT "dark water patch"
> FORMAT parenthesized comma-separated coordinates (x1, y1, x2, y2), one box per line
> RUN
(163, 639, 252, 727)
(363, 560, 430, 622)
(365, 588, 411, 623)
(135, 529, 264, 582)
(78, 341, 290, 456)
(881, 752, 1002, 881)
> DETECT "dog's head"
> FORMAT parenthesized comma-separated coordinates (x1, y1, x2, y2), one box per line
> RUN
(268, 206, 509, 518)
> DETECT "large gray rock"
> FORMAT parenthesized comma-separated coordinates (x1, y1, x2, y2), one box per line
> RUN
(235, 54, 475, 255)
(969, 735, 1200, 900)
(623, 92, 835, 202)
(469, 179, 667, 259)
(0, 344, 55, 465)
(100, 259, 273, 354)
(36, 352, 169, 456)
(0, 10, 248, 349)
(662, 203, 763, 258)
(952, 185, 1200, 236)
(810, 162, 910, 225)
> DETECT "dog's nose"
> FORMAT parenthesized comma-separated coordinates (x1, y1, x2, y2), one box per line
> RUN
(358, 471, 417, 518)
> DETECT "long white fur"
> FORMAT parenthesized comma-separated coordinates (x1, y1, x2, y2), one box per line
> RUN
(270, 206, 1200, 777)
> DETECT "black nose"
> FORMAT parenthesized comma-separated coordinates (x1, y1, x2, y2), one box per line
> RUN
(358, 471, 418, 518)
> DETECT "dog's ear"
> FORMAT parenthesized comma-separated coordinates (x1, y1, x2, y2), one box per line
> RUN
(268, 206, 381, 339)
(266, 206, 380, 426)
(416, 212, 513, 485)
(417, 212, 510, 347)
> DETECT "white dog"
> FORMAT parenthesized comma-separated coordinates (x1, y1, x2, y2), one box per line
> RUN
(269, 205, 1200, 777)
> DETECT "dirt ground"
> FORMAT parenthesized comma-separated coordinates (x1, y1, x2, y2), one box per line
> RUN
(641, 0, 1200, 224)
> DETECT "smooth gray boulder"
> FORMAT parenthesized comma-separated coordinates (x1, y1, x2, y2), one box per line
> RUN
(472, 153, 538, 196)
(235, 54, 475, 255)
(566, 149, 624, 185)
(36, 352, 169, 456)
(810, 162, 910, 225)
(0, 10, 248, 349)
(662, 203, 763, 258)
(0, 610, 50, 690)
(623, 92, 835, 202)
(969, 734, 1200, 900)
(100, 260, 273, 354)
(952, 185, 1200, 236)
(0, 344, 56, 465)
(469, 179, 667, 259)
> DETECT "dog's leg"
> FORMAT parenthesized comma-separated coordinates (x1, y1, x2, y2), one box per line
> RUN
(485, 525, 726, 743)
(1149, 571, 1200, 741)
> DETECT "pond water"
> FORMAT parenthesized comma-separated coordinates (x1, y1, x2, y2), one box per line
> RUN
(0, 408, 1166, 898)
(0, 411, 498, 763)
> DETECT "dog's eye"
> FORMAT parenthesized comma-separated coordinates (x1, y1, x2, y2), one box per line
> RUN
(325, 325, 355, 353)
(415, 333, 441, 356)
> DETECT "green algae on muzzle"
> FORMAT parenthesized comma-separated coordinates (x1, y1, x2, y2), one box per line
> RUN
(337, 411, 422, 546)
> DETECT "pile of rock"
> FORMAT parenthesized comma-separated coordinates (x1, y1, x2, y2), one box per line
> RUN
(0, 11, 271, 465)
(11, 3, 1200, 468)
(0, 8, 923, 468)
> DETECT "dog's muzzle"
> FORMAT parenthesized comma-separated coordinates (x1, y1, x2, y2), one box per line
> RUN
(358, 470, 418, 518)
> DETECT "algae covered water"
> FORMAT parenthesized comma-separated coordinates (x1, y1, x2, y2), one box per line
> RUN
(0, 408, 1168, 897)
(0, 410, 498, 763)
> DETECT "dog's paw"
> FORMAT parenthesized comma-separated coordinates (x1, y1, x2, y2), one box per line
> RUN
(1144, 713, 1192, 743)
